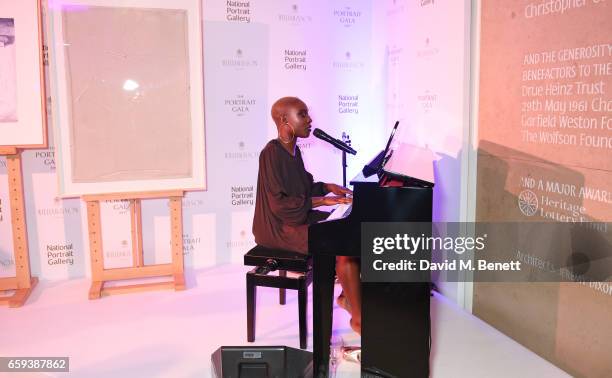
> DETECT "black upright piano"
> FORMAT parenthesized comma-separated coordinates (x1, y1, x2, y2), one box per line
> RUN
(308, 157, 433, 377)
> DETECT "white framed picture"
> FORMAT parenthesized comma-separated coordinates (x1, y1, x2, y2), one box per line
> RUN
(48, 0, 206, 197)
(0, 0, 47, 148)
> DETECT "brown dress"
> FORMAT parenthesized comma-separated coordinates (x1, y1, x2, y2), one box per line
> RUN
(252, 139, 329, 254)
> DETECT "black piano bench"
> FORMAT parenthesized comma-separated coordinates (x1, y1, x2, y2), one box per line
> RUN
(244, 245, 313, 349)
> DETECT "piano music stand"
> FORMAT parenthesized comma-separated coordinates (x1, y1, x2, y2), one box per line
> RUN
(340, 133, 354, 188)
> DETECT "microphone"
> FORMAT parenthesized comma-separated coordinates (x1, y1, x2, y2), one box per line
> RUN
(313, 128, 357, 155)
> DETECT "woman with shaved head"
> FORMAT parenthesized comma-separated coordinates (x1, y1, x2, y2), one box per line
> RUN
(253, 96, 362, 334)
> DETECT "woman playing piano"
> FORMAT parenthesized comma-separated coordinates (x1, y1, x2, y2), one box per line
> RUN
(252, 96, 362, 334)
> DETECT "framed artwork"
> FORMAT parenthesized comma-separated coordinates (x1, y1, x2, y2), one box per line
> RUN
(0, 0, 47, 148)
(48, 0, 206, 197)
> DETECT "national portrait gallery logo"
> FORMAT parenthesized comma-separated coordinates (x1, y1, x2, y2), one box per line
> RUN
(338, 94, 360, 115)
(284, 49, 307, 71)
(46, 242, 75, 266)
(225, 94, 257, 117)
(278, 4, 313, 25)
(333, 6, 362, 28)
(224, 142, 258, 161)
(231, 185, 254, 207)
(332, 51, 365, 71)
(37, 198, 79, 218)
(226, 0, 252, 23)
(221, 48, 258, 70)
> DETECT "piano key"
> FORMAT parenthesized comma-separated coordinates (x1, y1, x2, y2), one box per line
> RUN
(327, 203, 352, 221)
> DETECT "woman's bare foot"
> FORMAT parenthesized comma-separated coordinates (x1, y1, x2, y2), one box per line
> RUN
(336, 293, 352, 315)
(350, 317, 361, 335)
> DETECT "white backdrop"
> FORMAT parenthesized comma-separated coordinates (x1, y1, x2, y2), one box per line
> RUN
(382, 0, 471, 223)
(1, 0, 472, 283)
(379, 0, 472, 303)
(0, 0, 386, 281)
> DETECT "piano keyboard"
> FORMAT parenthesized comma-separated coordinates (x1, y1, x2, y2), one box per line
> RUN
(327, 203, 352, 221)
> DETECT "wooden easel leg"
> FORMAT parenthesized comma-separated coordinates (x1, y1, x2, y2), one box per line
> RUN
(81, 192, 187, 298)
(87, 201, 104, 299)
(131, 199, 144, 268)
(1, 151, 38, 307)
(170, 197, 186, 291)
(8, 277, 39, 308)
(89, 281, 103, 300)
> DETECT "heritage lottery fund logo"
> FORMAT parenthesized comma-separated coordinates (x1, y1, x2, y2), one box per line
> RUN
(518, 175, 607, 222)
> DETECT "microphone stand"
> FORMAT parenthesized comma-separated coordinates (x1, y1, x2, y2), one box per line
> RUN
(341, 133, 352, 187)
(342, 150, 347, 187)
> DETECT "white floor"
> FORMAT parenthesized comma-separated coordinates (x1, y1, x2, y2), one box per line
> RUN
(1, 264, 569, 378)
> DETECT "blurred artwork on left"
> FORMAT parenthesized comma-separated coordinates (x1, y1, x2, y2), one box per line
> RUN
(0, 0, 46, 149)
(0, 17, 17, 123)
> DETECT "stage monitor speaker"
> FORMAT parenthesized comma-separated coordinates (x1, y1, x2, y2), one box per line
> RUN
(211, 345, 313, 378)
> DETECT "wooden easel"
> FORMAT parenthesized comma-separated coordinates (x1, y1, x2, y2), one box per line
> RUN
(0, 148, 38, 308)
(83, 190, 186, 299)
